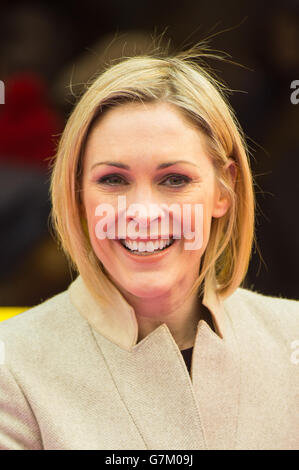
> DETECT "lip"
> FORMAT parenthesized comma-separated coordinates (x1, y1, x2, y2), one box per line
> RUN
(115, 235, 176, 242)
(114, 238, 178, 262)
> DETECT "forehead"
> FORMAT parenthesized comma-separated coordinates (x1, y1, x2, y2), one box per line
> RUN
(89, 101, 198, 137)
(84, 101, 208, 162)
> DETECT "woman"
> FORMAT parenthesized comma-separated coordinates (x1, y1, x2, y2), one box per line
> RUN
(0, 46, 298, 450)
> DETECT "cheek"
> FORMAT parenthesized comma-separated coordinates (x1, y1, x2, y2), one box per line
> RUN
(87, 220, 114, 270)
(177, 192, 214, 237)
(83, 193, 117, 255)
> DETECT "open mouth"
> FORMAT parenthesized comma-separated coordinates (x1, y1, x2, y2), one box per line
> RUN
(117, 237, 176, 256)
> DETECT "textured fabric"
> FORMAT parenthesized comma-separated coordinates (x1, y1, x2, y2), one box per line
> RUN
(0, 275, 298, 450)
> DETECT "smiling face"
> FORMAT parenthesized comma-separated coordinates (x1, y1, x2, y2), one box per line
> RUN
(81, 101, 232, 300)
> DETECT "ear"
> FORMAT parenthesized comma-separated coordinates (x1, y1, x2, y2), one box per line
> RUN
(212, 158, 237, 218)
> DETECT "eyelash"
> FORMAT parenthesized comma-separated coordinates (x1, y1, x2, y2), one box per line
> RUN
(97, 173, 192, 188)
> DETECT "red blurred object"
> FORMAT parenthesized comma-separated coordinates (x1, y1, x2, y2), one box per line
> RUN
(0, 73, 63, 168)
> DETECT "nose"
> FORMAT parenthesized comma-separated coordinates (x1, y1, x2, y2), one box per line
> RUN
(125, 187, 167, 236)
(126, 200, 165, 228)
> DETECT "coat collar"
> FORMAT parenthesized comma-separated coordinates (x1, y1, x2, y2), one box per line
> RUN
(68, 274, 227, 352)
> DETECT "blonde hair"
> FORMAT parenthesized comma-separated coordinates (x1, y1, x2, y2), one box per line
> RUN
(50, 43, 256, 305)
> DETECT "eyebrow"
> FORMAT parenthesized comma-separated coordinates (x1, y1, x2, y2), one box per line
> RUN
(90, 160, 199, 171)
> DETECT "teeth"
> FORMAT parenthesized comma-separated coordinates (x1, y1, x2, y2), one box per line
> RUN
(121, 238, 173, 252)
(154, 241, 160, 250)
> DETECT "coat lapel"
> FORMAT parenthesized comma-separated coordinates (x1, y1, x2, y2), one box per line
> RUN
(91, 323, 206, 449)
(191, 317, 241, 449)
(69, 275, 241, 449)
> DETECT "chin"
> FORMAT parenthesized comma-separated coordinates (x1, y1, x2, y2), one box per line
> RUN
(120, 278, 173, 300)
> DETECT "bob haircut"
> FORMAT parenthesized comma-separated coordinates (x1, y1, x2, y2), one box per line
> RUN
(50, 44, 256, 307)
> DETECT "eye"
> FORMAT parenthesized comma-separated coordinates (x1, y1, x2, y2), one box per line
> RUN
(97, 174, 129, 186)
(160, 174, 192, 187)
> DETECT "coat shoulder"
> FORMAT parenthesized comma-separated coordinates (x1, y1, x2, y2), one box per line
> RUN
(0, 286, 85, 365)
(223, 286, 299, 343)
(0, 289, 70, 334)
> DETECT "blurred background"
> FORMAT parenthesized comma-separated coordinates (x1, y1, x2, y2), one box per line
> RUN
(0, 0, 298, 307)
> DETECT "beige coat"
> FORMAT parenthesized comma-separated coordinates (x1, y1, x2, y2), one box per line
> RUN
(0, 275, 298, 450)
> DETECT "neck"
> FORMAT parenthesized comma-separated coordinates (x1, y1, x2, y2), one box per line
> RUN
(116, 283, 203, 350)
